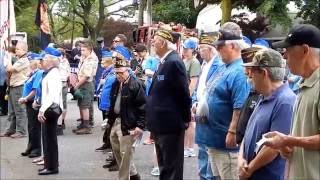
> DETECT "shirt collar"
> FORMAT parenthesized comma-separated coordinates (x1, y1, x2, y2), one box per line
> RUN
(225, 58, 243, 68)
(261, 83, 289, 102)
(299, 67, 320, 89)
(160, 50, 173, 64)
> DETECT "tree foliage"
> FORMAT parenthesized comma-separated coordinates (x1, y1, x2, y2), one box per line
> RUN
(294, 0, 320, 28)
(153, 0, 219, 28)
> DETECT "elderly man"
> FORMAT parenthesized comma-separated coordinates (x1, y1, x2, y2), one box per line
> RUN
(192, 33, 223, 180)
(238, 49, 296, 180)
(263, 24, 320, 180)
(206, 22, 250, 179)
(108, 52, 146, 180)
(147, 29, 191, 180)
(1, 41, 29, 138)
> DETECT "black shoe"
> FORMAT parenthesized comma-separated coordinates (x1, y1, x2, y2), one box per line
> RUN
(0, 111, 7, 116)
(130, 173, 141, 180)
(103, 160, 116, 168)
(57, 125, 64, 136)
(95, 144, 110, 152)
(21, 150, 31, 156)
(28, 152, 41, 158)
(61, 122, 66, 129)
(38, 168, 59, 175)
(38, 168, 46, 172)
(108, 164, 119, 171)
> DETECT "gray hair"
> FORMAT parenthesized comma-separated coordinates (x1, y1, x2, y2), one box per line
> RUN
(44, 54, 60, 67)
(225, 40, 249, 50)
(265, 67, 286, 81)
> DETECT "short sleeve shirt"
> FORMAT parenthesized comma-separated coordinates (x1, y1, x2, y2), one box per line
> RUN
(289, 68, 320, 180)
(78, 58, 95, 82)
(183, 57, 201, 79)
(243, 83, 296, 180)
(10, 57, 30, 87)
(22, 69, 43, 100)
(206, 59, 250, 150)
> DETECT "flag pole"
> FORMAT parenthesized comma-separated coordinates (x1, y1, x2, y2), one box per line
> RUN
(7, 0, 11, 47)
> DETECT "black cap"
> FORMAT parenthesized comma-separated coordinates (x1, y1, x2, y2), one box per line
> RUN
(272, 24, 320, 48)
(212, 30, 242, 46)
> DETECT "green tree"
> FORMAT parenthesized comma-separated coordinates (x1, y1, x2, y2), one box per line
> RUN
(153, 0, 218, 28)
(294, 0, 320, 28)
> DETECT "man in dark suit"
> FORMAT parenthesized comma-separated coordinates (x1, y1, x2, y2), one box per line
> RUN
(146, 29, 191, 180)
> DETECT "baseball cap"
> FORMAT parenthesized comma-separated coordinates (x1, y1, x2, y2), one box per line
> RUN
(253, 38, 270, 48)
(212, 22, 243, 46)
(114, 46, 131, 61)
(243, 48, 286, 68)
(27, 52, 43, 61)
(41, 46, 62, 57)
(272, 24, 320, 48)
(183, 38, 198, 49)
(101, 50, 113, 58)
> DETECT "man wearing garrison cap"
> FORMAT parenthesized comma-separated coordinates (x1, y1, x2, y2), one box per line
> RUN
(146, 29, 191, 180)
(192, 32, 223, 180)
(107, 49, 146, 180)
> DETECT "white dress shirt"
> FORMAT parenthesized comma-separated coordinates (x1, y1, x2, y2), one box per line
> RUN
(196, 56, 215, 101)
(39, 67, 63, 113)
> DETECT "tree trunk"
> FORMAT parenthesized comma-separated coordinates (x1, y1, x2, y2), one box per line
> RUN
(95, 0, 105, 40)
(220, 0, 232, 24)
(146, 0, 152, 25)
(138, 0, 146, 26)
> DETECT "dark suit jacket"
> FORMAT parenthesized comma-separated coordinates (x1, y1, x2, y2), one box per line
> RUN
(146, 51, 191, 134)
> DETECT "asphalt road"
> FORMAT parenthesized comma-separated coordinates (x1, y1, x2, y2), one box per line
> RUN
(0, 97, 199, 180)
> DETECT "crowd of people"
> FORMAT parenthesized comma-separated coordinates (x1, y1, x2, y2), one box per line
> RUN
(0, 22, 319, 180)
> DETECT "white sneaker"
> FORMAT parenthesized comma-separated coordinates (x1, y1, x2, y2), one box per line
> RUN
(150, 167, 160, 176)
(184, 148, 196, 157)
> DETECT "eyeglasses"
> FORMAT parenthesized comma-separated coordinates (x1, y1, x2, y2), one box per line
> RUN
(113, 40, 121, 43)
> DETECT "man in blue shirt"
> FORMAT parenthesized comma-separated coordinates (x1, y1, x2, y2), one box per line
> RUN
(238, 48, 296, 180)
(19, 53, 44, 158)
(206, 22, 250, 179)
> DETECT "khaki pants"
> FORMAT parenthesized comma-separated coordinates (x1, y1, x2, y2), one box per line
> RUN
(6, 86, 27, 134)
(110, 118, 137, 180)
(207, 148, 238, 180)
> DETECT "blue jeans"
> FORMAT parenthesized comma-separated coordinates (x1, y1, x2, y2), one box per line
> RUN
(198, 144, 215, 180)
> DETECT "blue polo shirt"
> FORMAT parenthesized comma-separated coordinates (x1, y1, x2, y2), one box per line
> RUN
(242, 83, 296, 180)
(206, 58, 250, 151)
(22, 69, 44, 100)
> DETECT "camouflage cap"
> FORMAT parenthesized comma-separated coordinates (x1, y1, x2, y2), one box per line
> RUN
(243, 48, 286, 68)
(155, 29, 174, 43)
(199, 32, 220, 45)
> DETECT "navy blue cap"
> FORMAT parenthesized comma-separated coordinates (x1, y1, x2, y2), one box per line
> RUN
(273, 24, 320, 48)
